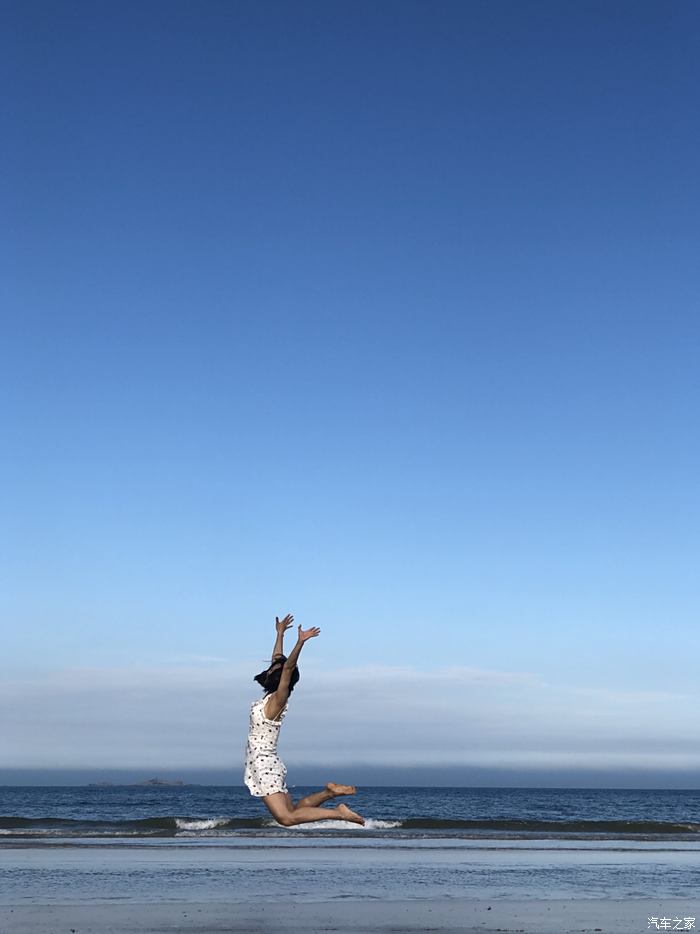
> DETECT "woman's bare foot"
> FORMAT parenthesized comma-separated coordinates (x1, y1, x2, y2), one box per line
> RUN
(337, 803, 365, 825)
(326, 782, 356, 796)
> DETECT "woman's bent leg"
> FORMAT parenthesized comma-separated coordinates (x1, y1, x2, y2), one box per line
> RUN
(294, 787, 334, 809)
(263, 792, 363, 826)
(295, 783, 356, 809)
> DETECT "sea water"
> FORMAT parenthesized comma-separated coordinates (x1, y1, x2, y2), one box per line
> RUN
(1, 786, 698, 903)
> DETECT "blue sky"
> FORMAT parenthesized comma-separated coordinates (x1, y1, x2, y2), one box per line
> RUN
(3, 1, 699, 781)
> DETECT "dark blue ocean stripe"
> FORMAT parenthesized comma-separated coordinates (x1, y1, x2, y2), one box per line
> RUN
(1, 814, 699, 837)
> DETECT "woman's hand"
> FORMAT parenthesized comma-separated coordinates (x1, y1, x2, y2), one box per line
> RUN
(275, 614, 294, 633)
(298, 624, 320, 642)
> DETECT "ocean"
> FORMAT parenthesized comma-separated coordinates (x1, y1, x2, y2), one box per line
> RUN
(1, 785, 698, 904)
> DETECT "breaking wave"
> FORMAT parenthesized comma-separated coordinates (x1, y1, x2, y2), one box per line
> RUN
(0, 814, 698, 840)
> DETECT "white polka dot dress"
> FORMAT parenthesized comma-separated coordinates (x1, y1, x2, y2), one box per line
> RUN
(243, 694, 290, 797)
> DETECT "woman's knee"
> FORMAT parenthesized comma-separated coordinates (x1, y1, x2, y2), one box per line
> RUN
(268, 805, 295, 826)
(264, 793, 295, 826)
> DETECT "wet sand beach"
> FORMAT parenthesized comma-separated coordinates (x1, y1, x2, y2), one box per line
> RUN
(2, 896, 699, 933)
(1, 837, 698, 934)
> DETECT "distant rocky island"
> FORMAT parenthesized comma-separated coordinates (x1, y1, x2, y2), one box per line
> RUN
(137, 777, 186, 786)
(88, 777, 188, 787)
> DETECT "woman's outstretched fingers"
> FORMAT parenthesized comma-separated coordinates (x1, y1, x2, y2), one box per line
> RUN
(298, 625, 321, 642)
(276, 614, 294, 632)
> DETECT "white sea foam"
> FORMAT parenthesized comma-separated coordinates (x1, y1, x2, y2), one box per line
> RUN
(265, 818, 402, 831)
(175, 817, 231, 831)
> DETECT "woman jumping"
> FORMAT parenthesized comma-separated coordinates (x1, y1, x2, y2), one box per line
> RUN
(243, 614, 365, 827)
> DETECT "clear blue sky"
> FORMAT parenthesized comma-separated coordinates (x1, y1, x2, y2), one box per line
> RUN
(3, 1, 699, 776)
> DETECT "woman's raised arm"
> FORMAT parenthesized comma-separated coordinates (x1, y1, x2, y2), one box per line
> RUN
(269, 626, 321, 720)
(271, 613, 294, 661)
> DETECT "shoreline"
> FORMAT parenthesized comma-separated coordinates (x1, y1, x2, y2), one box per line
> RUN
(2, 838, 698, 907)
(2, 897, 699, 933)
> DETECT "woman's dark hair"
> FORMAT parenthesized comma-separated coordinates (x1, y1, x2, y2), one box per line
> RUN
(253, 654, 300, 696)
